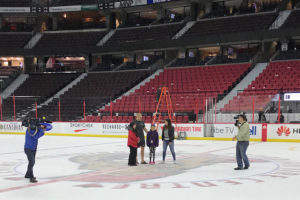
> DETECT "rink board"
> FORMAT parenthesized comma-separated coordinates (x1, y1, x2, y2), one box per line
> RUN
(0, 121, 300, 142)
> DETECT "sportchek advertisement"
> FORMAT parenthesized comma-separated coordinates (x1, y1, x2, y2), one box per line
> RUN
(267, 124, 300, 140)
(208, 124, 262, 139)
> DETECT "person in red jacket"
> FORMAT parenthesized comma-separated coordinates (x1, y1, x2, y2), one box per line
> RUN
(128, 122, 140, 166)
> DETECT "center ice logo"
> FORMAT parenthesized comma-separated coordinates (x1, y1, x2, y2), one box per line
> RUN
(277, 125, 291, 136)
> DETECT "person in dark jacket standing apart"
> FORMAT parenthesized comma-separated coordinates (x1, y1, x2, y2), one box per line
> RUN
(146, 124, 159, 165)
(232, 114, 250, 170)
(133, 113, 148, 164)
(127, 122, 140, 166)
(24, 124, 47, 183)
(161, 119, 176, 164)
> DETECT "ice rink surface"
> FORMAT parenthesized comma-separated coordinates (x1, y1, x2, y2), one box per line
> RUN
(0, 134, 300, 200)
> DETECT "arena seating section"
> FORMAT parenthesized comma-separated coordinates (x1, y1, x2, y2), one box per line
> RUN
(0, 0, 32, 7)
(34, 31, 107, 49)
(2, 73, 79, 120)
(281, 9, 300, 28)
(275, 50, 300, 60)
(105, 23, 183, 45)
(221, 60, 300, 112)
(36, 70, 150, 121)
(0, 33, 32, 49)
(92, 63, 251, 123)
(50, 0, 97, 6)
(181, 12, 277, 39)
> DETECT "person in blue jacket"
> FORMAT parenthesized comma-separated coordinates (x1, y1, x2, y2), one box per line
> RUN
(24, 122, 51, 183)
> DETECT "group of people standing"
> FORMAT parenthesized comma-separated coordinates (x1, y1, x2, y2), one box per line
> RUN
(127, 113, 176, 166)
(128, 113, 251, 170)
(23, 113, 251, 184)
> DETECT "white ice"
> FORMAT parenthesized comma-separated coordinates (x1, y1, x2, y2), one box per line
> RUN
(0, 134, 300, 200)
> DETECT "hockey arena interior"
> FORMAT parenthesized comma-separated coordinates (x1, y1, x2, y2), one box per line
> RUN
(0, 0, 300, 199)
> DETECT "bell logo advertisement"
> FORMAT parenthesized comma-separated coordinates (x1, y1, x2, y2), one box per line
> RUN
(250, 126, 257, 135)
(210, 124, 261, 139)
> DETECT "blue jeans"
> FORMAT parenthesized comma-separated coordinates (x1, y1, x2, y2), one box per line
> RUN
(163, 140, 176, 161)
(236, 141, 249, 168)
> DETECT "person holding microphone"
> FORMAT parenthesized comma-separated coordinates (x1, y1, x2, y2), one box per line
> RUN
(232, 113, 250, 170)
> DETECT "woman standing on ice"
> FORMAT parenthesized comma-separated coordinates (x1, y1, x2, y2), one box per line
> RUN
(232, 114, 250, 170)
(127, 122, 140, 166)
(161, 119, 176, 164)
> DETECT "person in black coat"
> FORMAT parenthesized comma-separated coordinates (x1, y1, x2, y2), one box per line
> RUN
(161, 119, 176, 164)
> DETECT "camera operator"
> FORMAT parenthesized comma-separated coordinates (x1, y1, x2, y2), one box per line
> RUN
(24, 119, 51, 183)
(232, 113, 250, 170)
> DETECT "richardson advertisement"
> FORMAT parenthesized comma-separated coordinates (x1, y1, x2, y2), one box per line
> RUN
(267, 124, 300, 140)
(209, 123, 262, 139)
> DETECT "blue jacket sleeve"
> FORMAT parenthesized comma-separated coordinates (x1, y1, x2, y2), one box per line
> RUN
(33, 129, 45, 139)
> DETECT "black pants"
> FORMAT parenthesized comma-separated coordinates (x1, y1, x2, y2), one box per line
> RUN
(149, 147, 156, 162)
(24, 148, 36, 178)
(128, 146, 137, 166)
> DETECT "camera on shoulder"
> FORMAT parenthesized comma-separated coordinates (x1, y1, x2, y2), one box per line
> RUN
(22, 117, 52, 131)
(234, 112, 246, 127)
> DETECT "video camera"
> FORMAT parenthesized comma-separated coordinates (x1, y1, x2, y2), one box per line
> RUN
(22, 117, 52, 131)
(234, 112, 246, 127)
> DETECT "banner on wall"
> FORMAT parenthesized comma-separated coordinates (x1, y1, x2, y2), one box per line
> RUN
(81, 5, 98, 11)
(0, 7, 31, 13)
(49, 5, 81, 12)
(208, 124, 262, 139)
(267, 124, 300, 140)
(114, 0, 147, 8)
(147, 0, 172, 4)
(0, 122, 24, 132)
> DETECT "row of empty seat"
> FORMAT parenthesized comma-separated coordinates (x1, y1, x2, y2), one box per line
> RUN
(34, 31, 107, 49)
(106, 23, 183, 44)
(99, 63, 251, 114)
(80, 115, 189, 123)
(1, 73, 79, 120)
(36, 70, 150, 121)
(0, 0, 32, 7)
(0, 33, 32, 49)
(281, 9, 300, 28)
(221, 60, 300, 112)
(181, 12, 277, 39)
